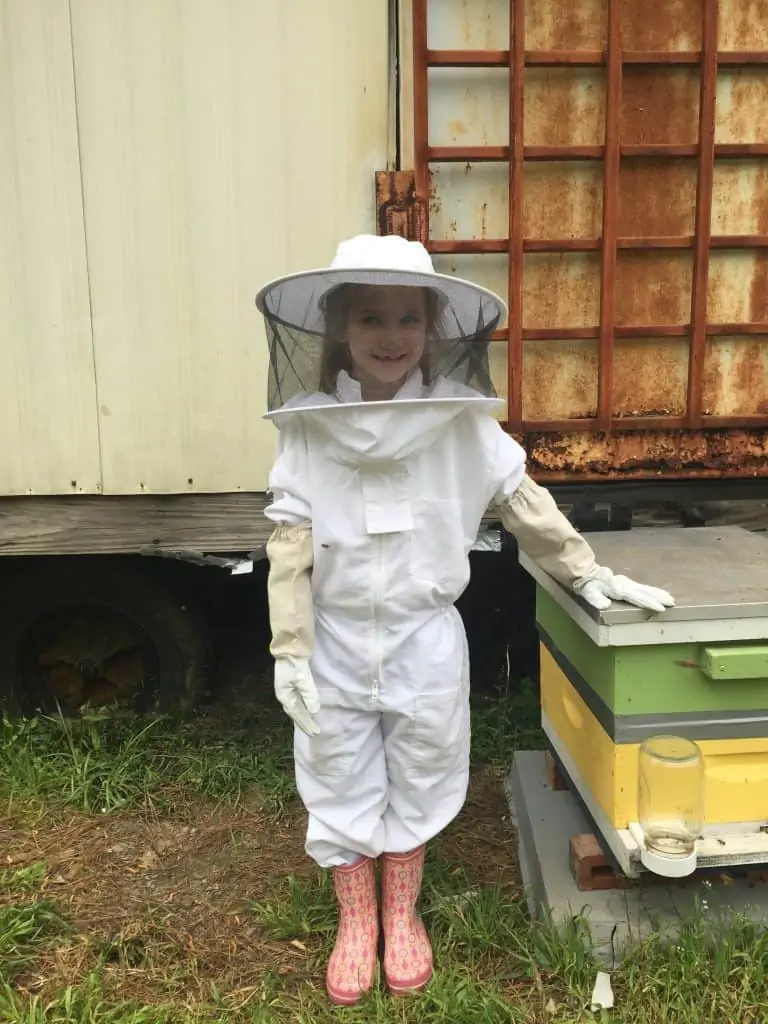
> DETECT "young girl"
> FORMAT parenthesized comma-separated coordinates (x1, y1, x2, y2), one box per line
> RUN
(256, 234, 674, 1005)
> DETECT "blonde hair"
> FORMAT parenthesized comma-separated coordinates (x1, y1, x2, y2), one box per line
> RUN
(318, 284, 441, 394)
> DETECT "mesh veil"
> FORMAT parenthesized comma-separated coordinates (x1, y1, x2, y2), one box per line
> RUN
(259, 272, 503, 412)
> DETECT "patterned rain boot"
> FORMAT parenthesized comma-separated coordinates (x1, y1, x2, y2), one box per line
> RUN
(326, 856, 379, 1005)
(381, 846, 433, 994)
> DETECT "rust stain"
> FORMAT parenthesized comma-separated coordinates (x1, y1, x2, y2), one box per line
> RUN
(614, 253, 692, 326)
(752, 253, 768, 322)
(458, 0, 505, 49)
(523, 253, 601, 329)
(612, 338, 689, 417)
(730, 339, 768, 415)
(374, 170, 427, 244)
(523, 341, 598, 420)
(448, 120, 469, 137)
(709, 252, 764, 323)
(618, 159, 697, 237)
(427, 167, 442, 219)
(489, 340, 509, 403)
(716, 71, 768, 145)
(526, 429, 768, 480)
(429, 163, 508, 241)
(702, 340, 723, 417)
(620, 0, 701, 51)
(718, 0, 768, 50)
(524, 70, 605, 147)
(621, 69, 700, 146)
(755, 165, 768, 234)
(524, 163, 602, 239)
(712, 162, 768, 235)
(525, 0, 606, 50)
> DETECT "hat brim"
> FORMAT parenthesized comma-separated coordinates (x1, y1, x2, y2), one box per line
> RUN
(254, 266, 507, 337)
(265, 394, 505, 423)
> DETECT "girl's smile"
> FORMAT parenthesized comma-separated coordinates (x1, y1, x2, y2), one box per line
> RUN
(346, 286, 428, 400)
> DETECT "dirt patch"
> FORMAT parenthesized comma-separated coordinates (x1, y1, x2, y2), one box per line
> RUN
(1, 766, 520, 1008)
(1, 797, 308, 1005)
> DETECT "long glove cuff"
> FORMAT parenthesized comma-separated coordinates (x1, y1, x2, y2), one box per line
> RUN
(496, 475, 598, 587)
(572, 565, 612, 591)
(266, 524, 315, 659)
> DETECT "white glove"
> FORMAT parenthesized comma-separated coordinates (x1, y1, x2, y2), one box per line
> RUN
(574, 566, 675, 614)
(274, 656, 321, 736)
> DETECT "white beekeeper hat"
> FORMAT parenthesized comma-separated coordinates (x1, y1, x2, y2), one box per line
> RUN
(255, 233, 507, 335)
(255, 234, 507, 413)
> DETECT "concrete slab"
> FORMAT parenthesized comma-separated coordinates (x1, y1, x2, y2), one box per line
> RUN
(506, 750, 768, 965)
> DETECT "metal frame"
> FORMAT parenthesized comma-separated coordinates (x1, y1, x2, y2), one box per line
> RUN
(410, 0, 768, 435)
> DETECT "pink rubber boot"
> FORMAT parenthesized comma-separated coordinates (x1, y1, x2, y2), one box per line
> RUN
(326, 857, 379, 1005)
(381, 846, 433, 994)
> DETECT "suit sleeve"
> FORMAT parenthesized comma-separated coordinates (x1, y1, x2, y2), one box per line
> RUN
(482, 419, 598, 587)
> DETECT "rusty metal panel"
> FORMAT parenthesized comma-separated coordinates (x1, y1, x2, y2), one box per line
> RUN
(428, 68, 509, 148)
(717, 0, 768, 49)
(619, 159, 697, 236)
(426, 0, 508, 49)
(712, 162, 768, 233)
(612, 339, 690, 418)
(621, 69, 700, 145)
(525, 163, 602, 240)
(525, 70, 606, 147)
(620, 0, 702, 52)
(527, 428, 768, 480)
(524, 254, 601, 330)
(429, 162, 509, 242)
(526, 0, 605, 50)
(716, 72, 768, 143)
(703, 337, 768, 415)
(523, 341, 598, 420)
(398, 0, 768, 483)
(615, 253, 693, 326)
(376, 170, 427, 240)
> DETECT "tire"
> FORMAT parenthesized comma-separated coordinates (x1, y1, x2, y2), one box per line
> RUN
(0, 557, 212, 716)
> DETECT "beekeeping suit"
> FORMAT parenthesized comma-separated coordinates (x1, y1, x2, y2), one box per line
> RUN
(257, 234, 675, 869)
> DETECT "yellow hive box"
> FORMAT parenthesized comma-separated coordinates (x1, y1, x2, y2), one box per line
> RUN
(541, 644, 768, 828)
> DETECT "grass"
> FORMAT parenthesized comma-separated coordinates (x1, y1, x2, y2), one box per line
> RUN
(0, 704, 295, 817)
(2, 676, 768, 1022)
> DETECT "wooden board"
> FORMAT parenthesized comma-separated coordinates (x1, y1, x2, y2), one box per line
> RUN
(0, 494, 273, 557)
(0, 0, 101, 495)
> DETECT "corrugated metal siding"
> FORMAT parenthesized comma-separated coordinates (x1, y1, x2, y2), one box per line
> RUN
(73, 0, 390, 494)
(1, 0, 390, 496)
(0, 0, 101, 496)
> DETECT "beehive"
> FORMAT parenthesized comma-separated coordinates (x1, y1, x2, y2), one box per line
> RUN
(520, 527, 768, 837)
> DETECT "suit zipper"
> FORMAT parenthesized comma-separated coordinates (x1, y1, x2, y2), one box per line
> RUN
(372, 534, 383, 701)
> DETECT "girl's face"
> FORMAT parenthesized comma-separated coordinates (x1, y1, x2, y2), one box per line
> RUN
(345, 286, 428, 400)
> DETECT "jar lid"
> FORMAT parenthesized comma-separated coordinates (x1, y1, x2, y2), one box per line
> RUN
(641, 845, 697, 878)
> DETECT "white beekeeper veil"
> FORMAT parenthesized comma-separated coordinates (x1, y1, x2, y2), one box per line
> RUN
(255, 234, 507, 420)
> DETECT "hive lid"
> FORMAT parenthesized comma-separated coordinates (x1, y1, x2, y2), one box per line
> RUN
(519, 526, 768, 647)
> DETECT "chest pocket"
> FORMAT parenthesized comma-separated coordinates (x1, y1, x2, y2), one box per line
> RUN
(359, 464, 413, 534)
(409, 498, 469, 595)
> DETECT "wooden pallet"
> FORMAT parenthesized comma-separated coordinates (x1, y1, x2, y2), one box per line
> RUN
(544, 750, 568, 792)
(570, 831, 768, 892)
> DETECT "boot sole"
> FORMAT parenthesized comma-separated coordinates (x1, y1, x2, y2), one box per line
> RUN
(385, 967, 433, 995)
(326, 984, 370, 1006)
